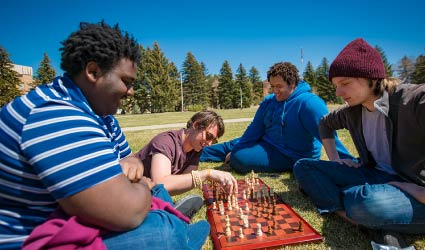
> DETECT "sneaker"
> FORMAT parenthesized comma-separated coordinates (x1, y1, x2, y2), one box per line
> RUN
(363, 228, 410, 249)
(174, 194, 204, 219)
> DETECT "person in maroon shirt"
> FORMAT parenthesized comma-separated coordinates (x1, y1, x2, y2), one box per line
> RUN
(124, 110, 238, 217)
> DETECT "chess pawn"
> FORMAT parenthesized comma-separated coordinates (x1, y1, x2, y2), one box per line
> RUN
(267, 225, 273, 234)
(238, 227, 244, 238)
(256, 223, 263, 236)
(225, 224, 232, 237)
(242, 190, 247, 200)
(227, 201, 232, 211)
(243, 215, 249, 228)
(239, 208, 244, 218)
(225, 215, 230, 226)
(245, 202, 249, 212)
(212, 201, 217, 210)
(219, 204, 224, 215)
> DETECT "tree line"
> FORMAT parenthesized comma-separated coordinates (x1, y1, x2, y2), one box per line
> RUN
(1, 43, 425, 110)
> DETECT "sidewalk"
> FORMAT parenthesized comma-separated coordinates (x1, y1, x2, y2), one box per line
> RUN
(122, 117, 253, 132)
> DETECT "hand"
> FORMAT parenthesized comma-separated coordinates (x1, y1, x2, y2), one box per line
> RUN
(139, 177, 156, 190)
(388, 181, 425, 204)
(210, 169, 238, 195)
(121, 155, 144, 183)
(224, 153, 231, 164)
(333, 158, 361, 168)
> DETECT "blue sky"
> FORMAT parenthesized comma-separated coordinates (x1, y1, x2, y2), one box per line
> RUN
(2, 0, 424, 79)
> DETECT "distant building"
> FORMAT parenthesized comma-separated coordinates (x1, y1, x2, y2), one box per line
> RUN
(12, 64, 33, 94)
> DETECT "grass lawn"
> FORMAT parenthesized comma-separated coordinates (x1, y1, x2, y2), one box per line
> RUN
(119, 107, 425, 250)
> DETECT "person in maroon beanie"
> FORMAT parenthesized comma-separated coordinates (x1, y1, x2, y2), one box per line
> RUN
(293, 38, 425, 249)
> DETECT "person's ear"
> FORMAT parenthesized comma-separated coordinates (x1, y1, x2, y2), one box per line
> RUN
(192, 121, 202, 130)
(86, 62, 99, 83)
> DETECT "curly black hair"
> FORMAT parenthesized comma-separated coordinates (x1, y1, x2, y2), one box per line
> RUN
(60, 21, 141, 77)
(267, 62, 300, 86)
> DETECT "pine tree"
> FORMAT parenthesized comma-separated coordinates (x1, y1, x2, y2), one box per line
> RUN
(182, 52, 206, 109)
(218, 61, 235, 109)
(235, 63, 252, 108)
(413, 54, 425, 84)
(375, 45, 393, 77)
(303, 61, 316, 92)
(0, 46, 21, 107)
(397, 55, 415, 84)
(134, 43, 179, 113)
(34, 52, 56, 87)
(133, 45, 151, 113)
(249, 66, 263, 105)
(315, 57, 340, 103)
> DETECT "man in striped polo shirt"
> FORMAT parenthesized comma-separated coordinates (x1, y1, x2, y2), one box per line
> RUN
(0, 21, 209, 249)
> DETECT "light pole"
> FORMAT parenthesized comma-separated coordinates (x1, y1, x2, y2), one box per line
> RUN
(240, 86, 243, 109)
(180, 72, 184, 112)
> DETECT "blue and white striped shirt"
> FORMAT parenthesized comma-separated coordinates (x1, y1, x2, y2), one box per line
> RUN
(0, 74, 131, 245)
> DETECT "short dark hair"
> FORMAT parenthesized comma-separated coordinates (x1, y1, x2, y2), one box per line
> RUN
(186, 110, 225, 138)
(267, 62, 300, 86)
(60, 21, 141, 77)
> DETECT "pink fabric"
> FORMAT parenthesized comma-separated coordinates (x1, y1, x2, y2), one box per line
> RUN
(23, 197, 189, 249)
(151, 196, 190, 223)
(22, 210, 106, 250)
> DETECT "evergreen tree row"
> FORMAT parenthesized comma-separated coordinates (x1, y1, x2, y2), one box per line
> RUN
(1, 42, 425, 110)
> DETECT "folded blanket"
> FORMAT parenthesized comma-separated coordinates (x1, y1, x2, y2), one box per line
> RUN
(23, 197, 190, 249)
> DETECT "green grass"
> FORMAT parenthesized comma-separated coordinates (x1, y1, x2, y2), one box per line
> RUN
(122, 107, 425, 250)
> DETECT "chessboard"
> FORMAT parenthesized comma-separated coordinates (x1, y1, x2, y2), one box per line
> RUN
(202, 174, 322, 250)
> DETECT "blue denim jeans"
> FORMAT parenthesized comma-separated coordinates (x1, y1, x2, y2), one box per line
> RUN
(201, 137, 294, 173)
(293, 159, 425, 234)
(200, 138, 239, 162)
(102, 184, 210, 249)
(231, 140, 294, 173)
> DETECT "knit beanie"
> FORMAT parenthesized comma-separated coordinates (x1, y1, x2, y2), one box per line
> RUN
(329, 38, 386, 80)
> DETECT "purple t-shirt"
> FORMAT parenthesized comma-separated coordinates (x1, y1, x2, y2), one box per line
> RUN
(136, 128, 201, 178)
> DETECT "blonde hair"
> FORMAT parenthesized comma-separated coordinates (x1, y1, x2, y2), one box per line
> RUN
(368, 77, 400, 96)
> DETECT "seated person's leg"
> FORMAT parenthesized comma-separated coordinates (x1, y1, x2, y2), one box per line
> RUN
(344, 183, 425, 235)
(200, 138, 240, 162)
(103, 210, 209, 250)
(230, 140, 294, 173)
(293, 158, 370, 214)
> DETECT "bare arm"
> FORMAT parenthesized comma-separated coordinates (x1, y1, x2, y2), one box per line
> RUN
(151, 153, 238, 195)
(58, 173, 151, 232)
(322, 138, 359, 167)
(388, 181, 425, 204)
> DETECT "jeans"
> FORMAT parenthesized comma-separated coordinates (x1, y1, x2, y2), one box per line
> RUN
(200, 138, 239, 162)
(293, 158, 425, 234)
(200, 138, 294, 173)
(102, 184, 210, 249)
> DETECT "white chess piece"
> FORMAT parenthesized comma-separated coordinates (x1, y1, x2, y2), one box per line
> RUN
(256, 223, 263, 236)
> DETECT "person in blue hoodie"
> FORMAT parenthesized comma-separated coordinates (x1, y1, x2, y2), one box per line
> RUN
(200, 61, 352, 173)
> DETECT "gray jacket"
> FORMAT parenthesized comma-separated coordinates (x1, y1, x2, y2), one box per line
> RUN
(319, 83, 425, 186)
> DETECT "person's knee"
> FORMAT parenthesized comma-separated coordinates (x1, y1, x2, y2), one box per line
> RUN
(293, 158, 317, 181)
(344, 184, 406, 227)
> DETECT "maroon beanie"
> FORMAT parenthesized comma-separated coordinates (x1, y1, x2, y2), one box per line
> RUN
(329, 38, 386, 80)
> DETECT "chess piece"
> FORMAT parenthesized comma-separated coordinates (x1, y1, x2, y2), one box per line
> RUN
(243, 215, 249, 228)
(238, 227, 244, 238)
(267, 225, 273, 234)
(256, 223, 263, 236)
(212, 201, 216, 210)
(272, 218, 278, 229)
(225, 224, 232, 237)
(227, 201, 232, 211)
(242, 190, 247, 200)
(225, 215, 230, 225)
(239, 208, 243, 218)
(245, 202, 249, 212)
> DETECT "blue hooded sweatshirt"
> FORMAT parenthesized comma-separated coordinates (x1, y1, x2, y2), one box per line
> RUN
(235, 81, 352, 161)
